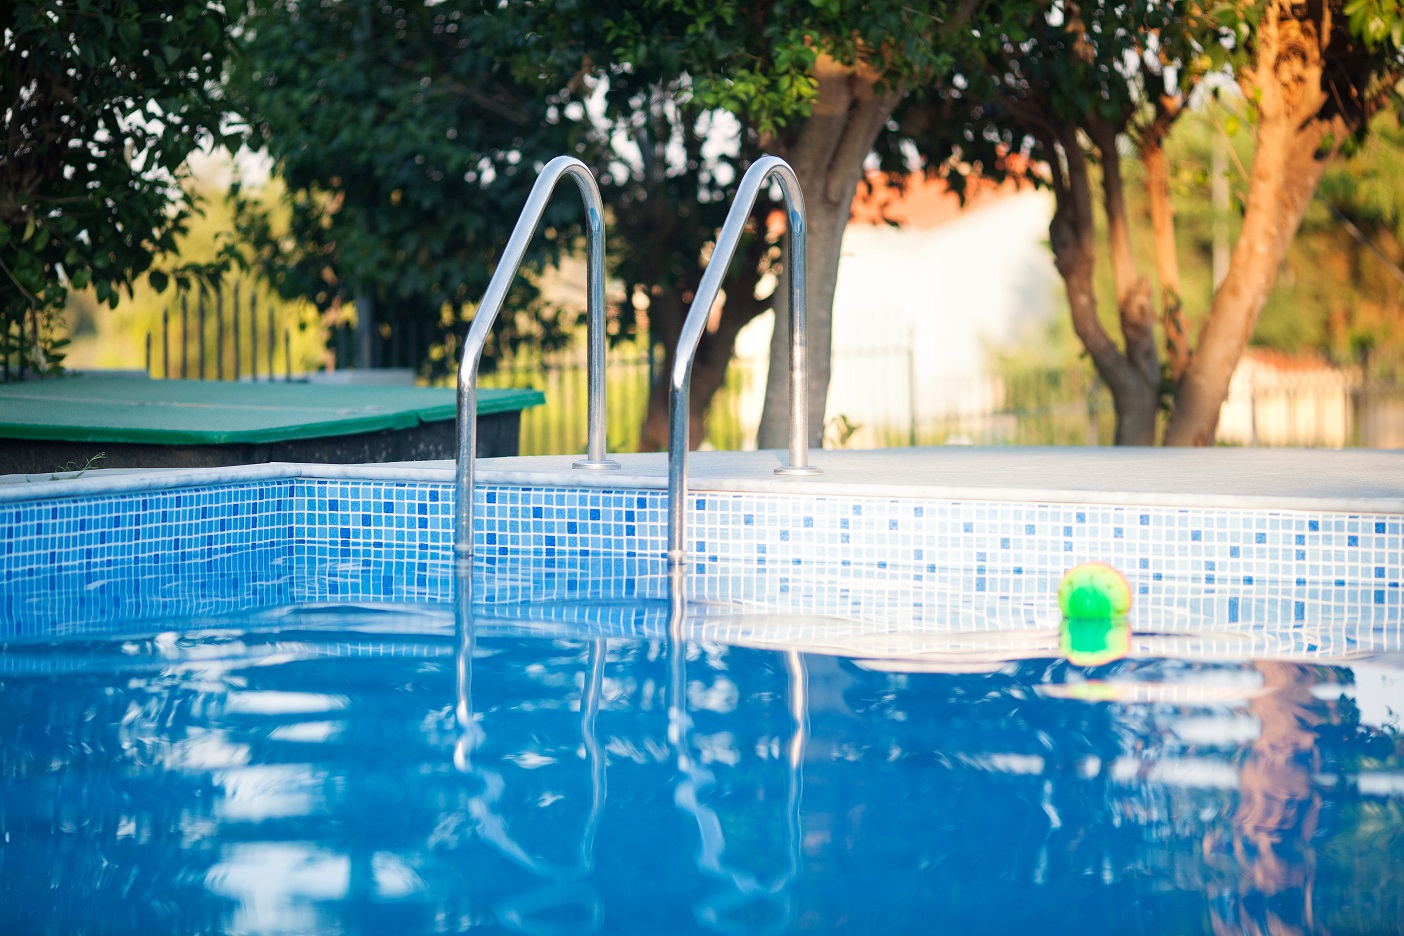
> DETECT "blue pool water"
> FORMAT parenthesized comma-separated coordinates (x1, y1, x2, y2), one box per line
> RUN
(2, 603, 1402, 935)
(3, 469, 1402, 932)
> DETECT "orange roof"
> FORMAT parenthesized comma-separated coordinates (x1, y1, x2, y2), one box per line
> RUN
(1241, 348, 1343, 373)
(849, 170, 1026, 230)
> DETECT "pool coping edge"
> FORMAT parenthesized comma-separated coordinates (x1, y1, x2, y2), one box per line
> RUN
(2, 460, 1402, 515)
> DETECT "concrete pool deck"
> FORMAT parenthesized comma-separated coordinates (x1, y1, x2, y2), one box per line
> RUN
(2, 446, 1401, 514)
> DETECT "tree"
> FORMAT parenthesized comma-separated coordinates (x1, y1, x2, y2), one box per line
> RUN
(596, 2, 980, 449)
(904, 0, 1404, 444)
(584, 88, 774, 451)
(1, 0, 245, 380)
(226, 0, 589, 376)
(231, 1, 975, 451)
(1166, 0, 1404, 444)
(509, 14, 778, 450)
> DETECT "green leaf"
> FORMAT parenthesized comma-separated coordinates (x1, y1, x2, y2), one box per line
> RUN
(148, 269, 169, 293)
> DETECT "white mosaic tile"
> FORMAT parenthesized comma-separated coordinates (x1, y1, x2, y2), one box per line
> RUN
(3, 478, 1400, 651)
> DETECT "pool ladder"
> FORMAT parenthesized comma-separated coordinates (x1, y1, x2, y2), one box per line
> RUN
(666, 155, 820, 568)
(456, 154, 819, 570)
(455, 156, 619, 566)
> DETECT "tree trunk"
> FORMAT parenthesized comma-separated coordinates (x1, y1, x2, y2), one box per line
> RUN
(1164, 2, 1346, 446)
(638, 247, 772, 451)
(1088, 119, 1160, 444)
(1047, 131, 1158, 445)
(638, 288, 686, 452)
(354, 291, 374, 369)
(640, 287, 769, 451)
(757, 56, 901, 449)
(1207, 662, 1320, 935)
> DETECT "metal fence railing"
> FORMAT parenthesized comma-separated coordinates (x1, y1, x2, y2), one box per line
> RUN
(145, 281, 301, 382)
(483, 341, 1402, 455)
(474, 343, 660, 455)
(138, 301, 1403, 452)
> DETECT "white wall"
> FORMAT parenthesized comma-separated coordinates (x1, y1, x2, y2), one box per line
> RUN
(732, 190, 1059, 447)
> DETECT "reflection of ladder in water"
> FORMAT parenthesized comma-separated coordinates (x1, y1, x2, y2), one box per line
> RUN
(451, 151, 821, 933)
(669, 632, 809, 935)
(454, 608, 608, 935)
(453, 582, 811, 936)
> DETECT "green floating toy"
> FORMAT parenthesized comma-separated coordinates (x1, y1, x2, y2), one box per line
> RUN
(1058, 562, 1132, 620)
(1058, 563, 1133, 667)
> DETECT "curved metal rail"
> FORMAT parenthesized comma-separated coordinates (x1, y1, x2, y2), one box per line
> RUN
(668, 155, 820, 566)
(456, 156, 619, 564)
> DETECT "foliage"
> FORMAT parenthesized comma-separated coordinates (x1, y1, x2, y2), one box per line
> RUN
(1, 0, 245, 379)
(59, 168, 331, 379)
(1345, 0, 1404, 52)
(889, 0, 1404, 444)
(1317, 113, 1404, 245)
(595, 1, 961, 138)
(995, 104, 1404, 381)
(226, 0, 591, 373)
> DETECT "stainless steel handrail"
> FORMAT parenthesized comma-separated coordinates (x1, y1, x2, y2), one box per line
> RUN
(456, 156, 619, 565)
(668, 155, 820, 566)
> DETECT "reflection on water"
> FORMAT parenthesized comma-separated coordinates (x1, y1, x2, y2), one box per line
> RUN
(1207, 662, 1323, 936)
(1, 609, 1402, 934)
(1059, 616, 1132, 667)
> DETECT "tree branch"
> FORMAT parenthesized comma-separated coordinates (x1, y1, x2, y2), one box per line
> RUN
(824, 87, 902, 204)
(1142, 134, 1188, 382)
(1048, 133, 1121, 378)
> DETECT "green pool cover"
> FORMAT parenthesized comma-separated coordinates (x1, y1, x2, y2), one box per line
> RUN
(0, 374, 543, 446)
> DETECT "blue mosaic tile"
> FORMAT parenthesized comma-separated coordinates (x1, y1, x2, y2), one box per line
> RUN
(3, 477, 1402, 649)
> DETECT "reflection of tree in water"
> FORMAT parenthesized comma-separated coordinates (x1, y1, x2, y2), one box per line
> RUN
(794, 655, 1404, 935)
(1206, 662, 1322, 936)
(795, 656, 1192, 933)
(1246, 662, 1404, 931)
(1197, 661, 1404, 936)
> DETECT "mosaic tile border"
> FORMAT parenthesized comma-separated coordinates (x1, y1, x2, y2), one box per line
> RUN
(2, 477, 1401, 646)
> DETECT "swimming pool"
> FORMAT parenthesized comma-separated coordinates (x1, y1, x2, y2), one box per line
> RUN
(2, 449, 1402, 933)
